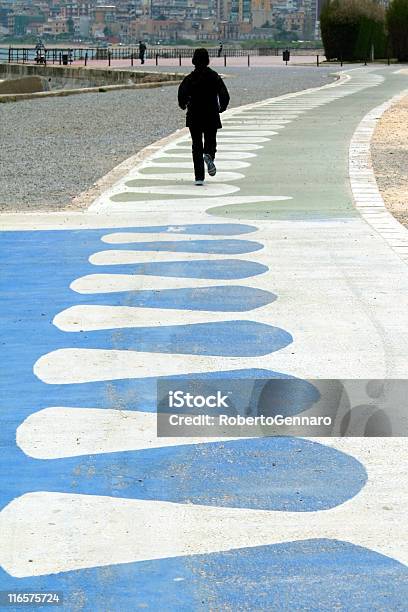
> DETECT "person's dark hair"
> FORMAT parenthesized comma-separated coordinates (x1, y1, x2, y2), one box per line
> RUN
(192, 48, 209, 67)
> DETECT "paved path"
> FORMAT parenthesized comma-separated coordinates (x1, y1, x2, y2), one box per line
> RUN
(0, 65, 335, 212)
(1, 67, 408, 610)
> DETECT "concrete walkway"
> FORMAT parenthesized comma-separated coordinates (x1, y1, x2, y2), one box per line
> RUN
(1, 67, 408, 610)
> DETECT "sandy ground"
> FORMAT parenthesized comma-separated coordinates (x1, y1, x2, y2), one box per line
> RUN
(371, 95, 408, 228)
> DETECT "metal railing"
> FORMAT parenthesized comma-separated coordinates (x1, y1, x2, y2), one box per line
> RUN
(2, 45, 325, 65)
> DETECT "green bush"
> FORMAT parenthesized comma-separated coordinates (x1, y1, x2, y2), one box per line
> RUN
(387, 0, 408, 61)
(321, 0, 387, 61)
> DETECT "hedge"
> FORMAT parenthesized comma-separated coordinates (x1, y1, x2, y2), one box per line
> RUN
(320, 0, 387, 61)
(387, 0, 408, 62)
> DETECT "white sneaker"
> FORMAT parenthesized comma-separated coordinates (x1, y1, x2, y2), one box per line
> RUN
(195, 180, 204, 186)
(203, 154, 216, 176)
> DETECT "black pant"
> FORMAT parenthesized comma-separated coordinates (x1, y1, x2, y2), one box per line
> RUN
(189, 127, 217, 181)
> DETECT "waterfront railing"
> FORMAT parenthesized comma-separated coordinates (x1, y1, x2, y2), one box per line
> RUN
(1, 46, 325, 65)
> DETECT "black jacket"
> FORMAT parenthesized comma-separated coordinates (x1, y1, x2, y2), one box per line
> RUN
(178, 67, 230, 130)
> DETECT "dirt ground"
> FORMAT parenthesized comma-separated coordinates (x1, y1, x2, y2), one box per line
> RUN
(371, 94, 408, 228)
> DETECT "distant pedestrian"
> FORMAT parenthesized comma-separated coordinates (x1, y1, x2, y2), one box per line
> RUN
(217, 42, 223, 58)
(178, 48, 230, 186)
(35, 39, 46, 65)
(139, 40, 146, 65)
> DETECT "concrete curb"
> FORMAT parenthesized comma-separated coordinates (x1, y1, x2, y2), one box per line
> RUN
(0, 78, 181, 104)
(0, 62, 181, 103)
(0, 62, 181, 83)
(349, 89, 408, 265)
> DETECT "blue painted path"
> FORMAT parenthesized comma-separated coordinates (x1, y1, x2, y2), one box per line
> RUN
(1, 220, 407, 609)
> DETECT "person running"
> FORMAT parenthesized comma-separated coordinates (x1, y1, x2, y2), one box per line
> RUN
(139, 40, 146, 64)
(178, 47, 230, 186)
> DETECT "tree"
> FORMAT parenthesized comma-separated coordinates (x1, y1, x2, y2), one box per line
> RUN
(275, 17, 285, 34)
(387, 0, 408, 61)
(320, 0, 387, 61)
(274, 16, 292, 42)
(67, 17, 74, 35)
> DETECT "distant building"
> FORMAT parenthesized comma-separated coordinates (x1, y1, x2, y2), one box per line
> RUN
(41, 16, 68, 35)
(8, 12, 44, 36)
(93, 4, 116, 25)
(59, 3, 94, 19)
(251, 0, 273, 28)
(0, 6, 10, 28)
(0, 0, 334, 44)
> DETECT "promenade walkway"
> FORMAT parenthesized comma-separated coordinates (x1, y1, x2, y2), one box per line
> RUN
(71, 54, 322, 68)
(1, 66, 408, 609)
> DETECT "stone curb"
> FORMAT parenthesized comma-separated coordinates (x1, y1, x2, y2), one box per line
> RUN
(349, 89, 408, 265)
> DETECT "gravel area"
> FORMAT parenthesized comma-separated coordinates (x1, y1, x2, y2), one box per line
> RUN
(371, 95, 408, 228)
(0, 65, 337, 211)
